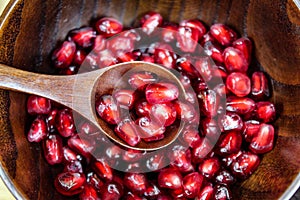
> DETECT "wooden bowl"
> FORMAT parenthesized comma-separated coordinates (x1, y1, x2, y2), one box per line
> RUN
(0, 0, 299, 199)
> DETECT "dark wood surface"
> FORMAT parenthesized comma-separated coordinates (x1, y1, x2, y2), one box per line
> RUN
(0, 0, 299, 199)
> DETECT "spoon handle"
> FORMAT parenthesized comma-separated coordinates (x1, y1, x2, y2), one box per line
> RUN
(0, 63, 75, 108)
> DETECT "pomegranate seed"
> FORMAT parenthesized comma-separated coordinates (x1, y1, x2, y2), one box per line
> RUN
(107, 36, 134, 56)
(192, 137, 213, 163)
(194, 56, 214, 81)
(72, 49, 87, 66)
(198, 157, 221, 179)
(86, 172, 104, 192)
(128, 71, 158, 90)
(64, 160, 83, 173)
(223, 47, 249, 73)
(97, 49, 118, 68)
(176, 56, 198, 77)
(221, 151, 243, 168)
(140, 11, 163, 35)
(150, 103, 177, 127)
(145, 82, 179, 104)
(59, 65, 78, 75)
(255, 101, 276, 123)
(154, 46, 177, 69)
(100, 181, 123, 200)
(169, 145, 194, 173)
(203, 41, 224, 63)
(92, 158, 113, 181)
(78, 121, 98, 135)
(145, 153, 166, 171)
(197, 183, 214, 200)
(79, 184, 100, 200)
(43, 134, 63, 165)
(124, 192, 146, 200)
(124, 173, 147, 193)
(45, 109, 58, 133)
(177, 25, 199, 52)
(54, 172, 86, 196)
(117, 52, 136, 62)
(243, 120, 261, 142)
(122, 149, 146, 162)
(157, 194, 173, 200)
(249, 123, 274, 154)
(251, 72, 270, 100)
(158, 168, 183, 189)
(52, 41, 76, 68)
(180, 19, 207, 38)
(226, 72, 251, 97)
(215, 170, 235, 185)
(182, 172, 204, 198)
(218, 112, 244, 132)
(140, 53, 155, 63)
(115, 119, 141, 146)
(27, 95, 51, 115)
(136, 116, 165, 142)
(210, 24, 237, 46)
(104, 145, 122, 164)
(180, 126, 201, 148)
(216, 131, 242, 155)
(170, 186, 186, 199)
(162, 23, 178, 42)
(233, 37, 252, 63)
(96, 94, 120, 125)
(179, 74, 192, 89)
(213, 185, 232, 200)
(67, 134, 95, 159)
(95, 17, 123, 37)
(27, 116, 48, 143)
(134, 99, 152, 117)
(113, 89, 137, 109)
(56, 109, 76, 138)
(226, 96, 255, 115)
(231, 151, 260, 178)
(198, 89, 220, 117)
(93, 35, 106, 52)
(201, 32, 217, 45)
(144, 182, 161, 198)
(81, 53, 98, 71)
(173, 100, 199, 124)
(69, 27, 96, 48)
(62, 146, 82, 163)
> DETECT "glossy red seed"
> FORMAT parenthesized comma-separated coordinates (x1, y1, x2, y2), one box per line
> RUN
(218, 112, 244, 132)
(242, 120, 261, 142)
(180, 126, 201, 148)
(27, 116, 48, 143)
(43, 134, 63, 165)
(215, 170, 235, 185)
(117, 52, 136, 62)
(140, 53, 155, 63)
(158, 168, 183, 189)
(95, 17, 123, 37)
(180, 19, 207, 38)
(255, 101, 276, 123)
(198, 89, 220, 117)
(100, 181, 123, 200)
(54, 172, 86, 196)
(169, 145, 194, 173)
(45, 109, 58, 133)
(72, 49, 87, 66)
(231, 151, 260, 178)
(210, 24, 237, 46)
(249, 123, 274, 154)
(176, 56, 198, 77)
(93, 35, 106, 52)
(203, 41, 224, 63)
(162, 23, 178, 42)
(201, 32, 217, 45)
(182, 172, 203, 198)
(80, 184, 100, 200)
(233, 37, 252, 63)
(145, 153, 166, 171)
(200, 118, 220, 143)
(123, 192, 146, 200)
(226, 96, 255, 115)
(170, 186, 186, 199)
(198, 157, 221, 179)
(86, 172, 104, 192)
(221, 151, 243, 168)
(81, 53, 98, 71)
(197, 184, 214, 200)
(69, 27, 96, 48)
(115, 119, 141, 146)
(96, 94, 120, 125)
(150, 103, 177, 127)
(56, 109, 76, 137)
(216, 131, 242, 155)
(92, 158, 113, 181)
(113, 89, 137, 109)
(140, 11, 163, 35)
(64, 160, 83, 173)
(144, 182, 161, 198)
(177, 26, 200, 52)
(97, 49, 118, 68)
(157, 194, 173, 200)
(194, 56, 214, 81)
(59, 65, 78, 75)
(136, 116, 165, 142)
(192, 137, 213, 163)
(27, 95, 51, 115)
(62, 146, 82, 163)
(128, 71, 158, 90)
(226, 72, 251, 97)
(154, 46, 177, 69)
(52, 41, 76, 68)
(135, 99, 152, 117)
(67, 134, 95, 159)
(213, 185, 232, 200)
(145, 82, 179, 104)
(107, 36, 134, 56)
(78, 121, 98, 136)
(173, 101, 199, 124)
(223, 47, 249, 73)
(251, 72, 270, 100)
(122, 149, 145, 162)
(124, 173, 147, 193)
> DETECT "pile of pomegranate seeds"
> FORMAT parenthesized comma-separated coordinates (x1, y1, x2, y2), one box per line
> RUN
(26, 11, 277, 199)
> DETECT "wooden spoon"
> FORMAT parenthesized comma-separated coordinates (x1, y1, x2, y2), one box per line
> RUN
(0, 61, 186, 151)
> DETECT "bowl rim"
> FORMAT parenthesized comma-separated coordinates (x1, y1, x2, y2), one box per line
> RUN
(0, 0, 299, 199)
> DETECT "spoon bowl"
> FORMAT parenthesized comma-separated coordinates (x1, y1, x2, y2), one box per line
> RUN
(0, 61, 187, 151)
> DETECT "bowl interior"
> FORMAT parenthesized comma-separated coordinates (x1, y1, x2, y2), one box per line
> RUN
(0, 0, 299, 199)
